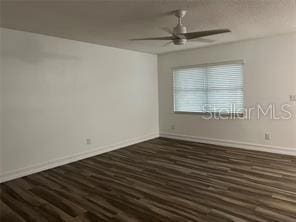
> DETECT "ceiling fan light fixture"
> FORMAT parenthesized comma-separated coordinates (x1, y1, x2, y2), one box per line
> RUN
(173, 38, 187, 45)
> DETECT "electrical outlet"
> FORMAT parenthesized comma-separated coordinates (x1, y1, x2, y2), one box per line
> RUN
(290, 95, 296, 101)
(171, 124, 175, 130)
(86, 138, 92, 145)
(265, 133, 271, 141)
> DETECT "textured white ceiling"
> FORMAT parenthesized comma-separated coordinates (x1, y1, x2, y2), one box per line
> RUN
(1, 0, 296, 54)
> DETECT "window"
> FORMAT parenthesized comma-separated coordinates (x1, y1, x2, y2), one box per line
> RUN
(173, 61, 244, 115)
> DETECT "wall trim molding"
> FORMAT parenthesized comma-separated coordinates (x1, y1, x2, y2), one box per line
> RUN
(0, 133, 159, 183)
(160, 132, 296, 156)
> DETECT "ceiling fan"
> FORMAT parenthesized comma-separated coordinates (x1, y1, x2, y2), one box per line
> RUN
(131, 9, 230, 46)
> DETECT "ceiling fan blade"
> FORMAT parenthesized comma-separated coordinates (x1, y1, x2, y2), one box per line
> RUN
(184, 29, 230, 40)
(161, 27, 174, 35)
(190, 38, 215, 43)
(130, 36, 173, 41)
(161, 27, 181, 39)
(163, 41, 173, 47)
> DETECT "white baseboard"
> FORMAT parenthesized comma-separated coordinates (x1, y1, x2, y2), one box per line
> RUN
(0, 133, 159, 183)
(160, 132, 296, 156)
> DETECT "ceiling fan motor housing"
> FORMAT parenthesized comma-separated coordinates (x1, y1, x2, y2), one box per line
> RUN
(173, 24, 187, 34)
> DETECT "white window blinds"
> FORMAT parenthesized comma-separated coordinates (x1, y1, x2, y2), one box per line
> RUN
(173, 62, 244, 114)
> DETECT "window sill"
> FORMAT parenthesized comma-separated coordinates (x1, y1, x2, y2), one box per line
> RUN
(174, 111, 244, 117)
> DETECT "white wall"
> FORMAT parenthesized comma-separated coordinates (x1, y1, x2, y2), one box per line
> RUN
(158, 33, 296, 152)
(1, 28, 295, 182)
(0, 28, 159, 181)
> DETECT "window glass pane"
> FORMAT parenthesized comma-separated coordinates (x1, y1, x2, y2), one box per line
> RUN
(174, 68, 206, 90)
(174, 90, 207, 112)
(207, 64, 243, 89)
(207, 90, 244, 113)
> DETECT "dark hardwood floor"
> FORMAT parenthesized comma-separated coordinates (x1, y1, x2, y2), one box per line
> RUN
(1, 138, 296, 222)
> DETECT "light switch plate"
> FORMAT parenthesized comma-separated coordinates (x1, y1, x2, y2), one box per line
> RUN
(86, 138, 92, 145)
(265, 132, 271, 140)
(290, 95, 296, 101)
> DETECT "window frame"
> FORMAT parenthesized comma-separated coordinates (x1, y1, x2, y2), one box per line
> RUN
(172, 60, 245, 116)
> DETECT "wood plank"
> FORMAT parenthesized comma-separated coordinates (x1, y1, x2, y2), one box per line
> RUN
(1, 137, 296, 221)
